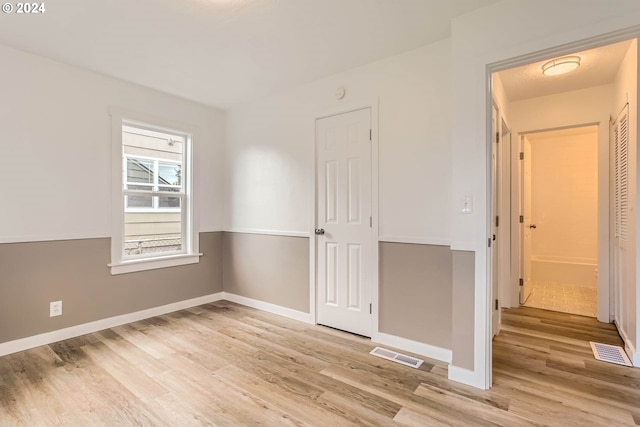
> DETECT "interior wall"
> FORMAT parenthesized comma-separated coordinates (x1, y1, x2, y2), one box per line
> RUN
(225, 39, 452, 243)
(0, 233, 223, 344)
(451, 0, 640, 388)
(529, 129, 598, 263)
(0, 43, 226, 346)
(224, 40, 455, 353)
(0, 43, 226, 242)
(379, 243, 452, 351)
(222, 233, 310, 314)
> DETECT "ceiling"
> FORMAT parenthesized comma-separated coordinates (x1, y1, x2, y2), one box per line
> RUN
(497, 40, 633, 102)
(0, 0, 499, 109)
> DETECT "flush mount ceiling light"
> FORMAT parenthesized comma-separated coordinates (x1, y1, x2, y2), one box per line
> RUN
(542, 55, 581, 76)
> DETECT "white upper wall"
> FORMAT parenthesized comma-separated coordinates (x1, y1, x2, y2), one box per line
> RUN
(0, 44, 225, 243)
(225, 39, 452, 244)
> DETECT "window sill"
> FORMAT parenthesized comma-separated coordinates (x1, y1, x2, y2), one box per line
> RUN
(109, 253, 202, 275)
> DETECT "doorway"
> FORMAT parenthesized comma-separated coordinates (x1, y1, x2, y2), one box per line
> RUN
(491, 37, 637, 327)
(519, 126, 599, 317)
(315, 107, 373, 337)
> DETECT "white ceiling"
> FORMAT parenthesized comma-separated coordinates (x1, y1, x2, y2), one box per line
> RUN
(497, 40, 633, 102)
(0, 0, 499, 108)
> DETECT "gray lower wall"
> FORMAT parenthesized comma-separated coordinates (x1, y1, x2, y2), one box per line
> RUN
(379, 242, 453, 350)
(451, 250, 475, 371)
(222, 232, 310, 313)
(0, 232, 223, 344)
(1, 230, 475, 371)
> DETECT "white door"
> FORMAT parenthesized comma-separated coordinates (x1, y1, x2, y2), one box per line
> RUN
(491, 105, 500, 337)
(520, 135, 533, 304)
(613, 106, 631, 333)
(316, 108, 372, 337)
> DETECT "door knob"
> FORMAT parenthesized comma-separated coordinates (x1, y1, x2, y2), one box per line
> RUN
(529, 224, 537, 229)
(315, 228, 325, 235)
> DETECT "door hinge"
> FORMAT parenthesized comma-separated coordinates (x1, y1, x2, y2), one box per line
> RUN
(519, 278, 524, 286)
(519, 215, 524, 223)
(369, 129, 372, 141)
(495, 215, 499, 227)
(496, 132, 500, 143)
(519, 152, 524, 160)
(369, 216, 372, 227)
(488, 237, 492, 248)
(369, 303, 372, 314)
(495, 299, 499, 310)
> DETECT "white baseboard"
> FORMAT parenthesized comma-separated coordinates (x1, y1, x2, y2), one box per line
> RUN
(0, 292, 224, 357)
(616, 321, 639, 367)
(222, 292, 313, 324)
(371, 332, 452, 364)
(448, 365, 488, 390)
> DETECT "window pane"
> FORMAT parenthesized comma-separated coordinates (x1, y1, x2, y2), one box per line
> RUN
(120, 123, 189, 262)
(124, 210, 183, 256)
(127, 159, 154, 184)
(126, 184, 153, 191)
(126, 195, 152, 208)
(159, 163, 181, 186)
(159, 196, 181, 208)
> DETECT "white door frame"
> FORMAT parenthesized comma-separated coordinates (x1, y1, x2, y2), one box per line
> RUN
(487, 27, 640, 388)
(309, 98, 380, 335)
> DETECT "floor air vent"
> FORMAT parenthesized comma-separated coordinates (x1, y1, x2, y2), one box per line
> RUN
(369, 347, 424, 369)
(590, 342, 632, 367)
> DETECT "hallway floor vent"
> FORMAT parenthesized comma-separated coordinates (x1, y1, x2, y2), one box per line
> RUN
(369, 347, 423, 369)
(590, 342, 632, 367)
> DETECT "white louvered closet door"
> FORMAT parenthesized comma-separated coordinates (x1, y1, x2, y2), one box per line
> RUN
(613, 105, 632, 335)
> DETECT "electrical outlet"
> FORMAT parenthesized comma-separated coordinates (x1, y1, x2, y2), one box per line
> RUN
(50, 300, 62, 317)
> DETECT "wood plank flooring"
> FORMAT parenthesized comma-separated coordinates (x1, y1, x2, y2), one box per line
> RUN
(0, 302, 638, 426)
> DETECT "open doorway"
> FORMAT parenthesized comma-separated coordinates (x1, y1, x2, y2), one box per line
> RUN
(490, 36, 637, 336)
(519, 126, 599, 317)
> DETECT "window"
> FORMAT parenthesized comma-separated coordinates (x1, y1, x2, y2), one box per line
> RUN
(110, 109, 199, 274)
(124, 156, 182, 211)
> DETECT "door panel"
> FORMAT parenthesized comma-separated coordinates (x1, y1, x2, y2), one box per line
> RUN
(316, 108, 372, 337)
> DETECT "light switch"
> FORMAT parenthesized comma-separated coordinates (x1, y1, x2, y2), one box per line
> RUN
(461, 195, 473, 214)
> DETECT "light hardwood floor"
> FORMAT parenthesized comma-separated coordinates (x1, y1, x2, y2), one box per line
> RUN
(1, 302, 639, 426)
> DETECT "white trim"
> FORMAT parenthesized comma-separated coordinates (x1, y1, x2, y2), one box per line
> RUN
(372, 332, 452, 364)
(378, 235, 451, 247)
(450, 241, 477, 251)
(109, 253, 202, 275)
(0, 232, 111, 244)
(447, 365, 488, 390)
(225, 228, 310, 238)
(0, 293, 224, 357)
(222, 292, 313, 324)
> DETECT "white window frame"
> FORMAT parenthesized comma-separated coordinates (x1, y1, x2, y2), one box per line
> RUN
(123, 154, 182, 213)
(109, 108, 200, 275)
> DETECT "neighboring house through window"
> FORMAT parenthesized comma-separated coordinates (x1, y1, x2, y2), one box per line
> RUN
(110, 109, 199, 274)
